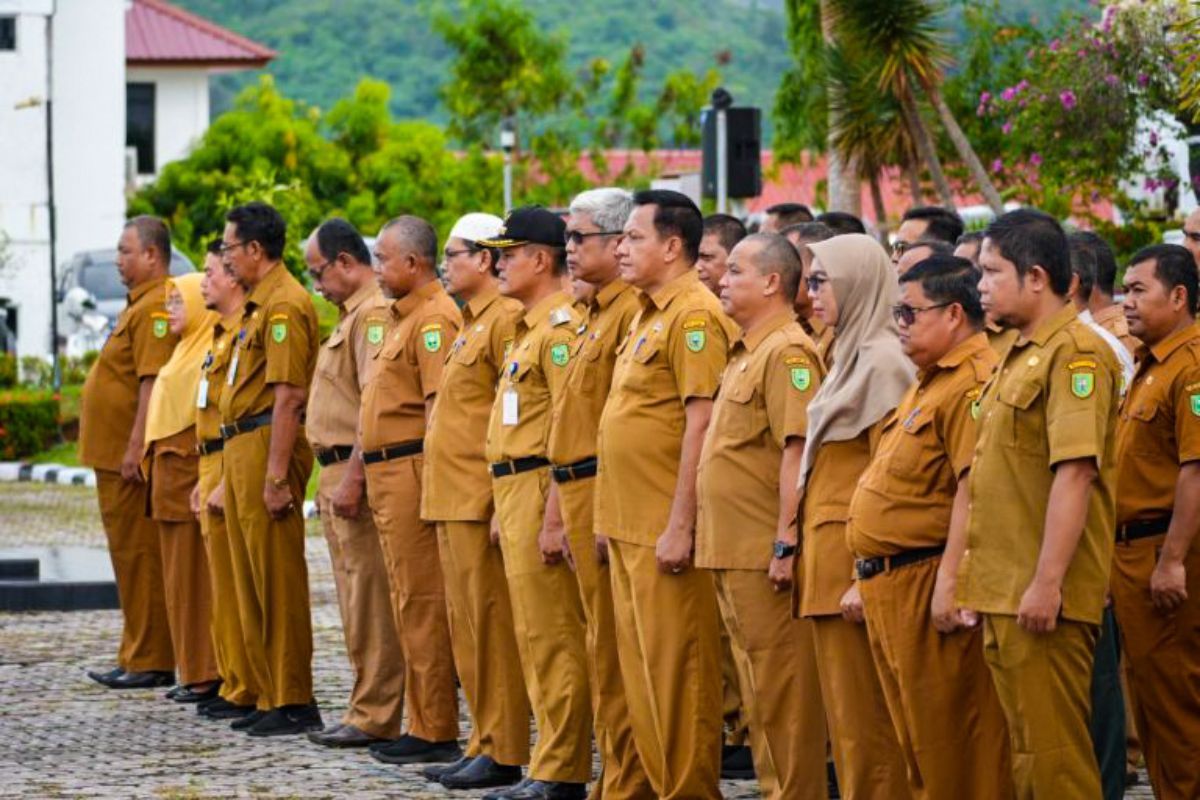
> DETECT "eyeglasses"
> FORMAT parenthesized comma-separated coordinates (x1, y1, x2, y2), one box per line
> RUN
(308, 259, 334, 283)
(443, 247, 478, 260)
(565, 230, 623, 246)
(891, 240, 913, 256)
(219, 241, 247, 256)
(892, 302, 953, 326)
(805, 275, 829, 293)
(1183, 230, 1200, 243)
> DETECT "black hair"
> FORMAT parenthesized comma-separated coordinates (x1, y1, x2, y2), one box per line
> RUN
(740, 233, 803, 301)
(1066, 232, 1099, 301)
(983, 208, 1071, 295)
(816, 211, 866, 235)
(900, 254, 985, 328)
(702, 213, 747, 255)
(910, 238, 955, 258)
(1068, 230, 1118, 298)
(125, 215, 171, 265)
(1128, 243, 1200, 315)
(226, 201, 286, 261)
(765, 202, 814, 226)
(780, 221, 835, 245)
(382, 215, 438, 267)
(632, 189, 704, 263)
(903, 206, 965, 245)
(316, 217, 371, 266)
(205, 238, 223, 256)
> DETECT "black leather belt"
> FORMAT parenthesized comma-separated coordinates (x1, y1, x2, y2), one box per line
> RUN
(1116, 515, 1171, 543)
(551, 457, 597, 483)
(197, 436, 224, 456)
(219, 411, 273, 441)
(855, 545, 946, 580)
(315, 445, 354, 467)
(361, 439, 423, 465)
(490, 456, 550, 479)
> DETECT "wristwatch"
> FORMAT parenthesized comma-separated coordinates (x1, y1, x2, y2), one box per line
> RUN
(773, 540, 797, 559)
(268, 475, 289, 490)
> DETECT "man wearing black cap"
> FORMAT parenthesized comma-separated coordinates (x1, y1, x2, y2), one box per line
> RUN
(481, 207, 591, 800)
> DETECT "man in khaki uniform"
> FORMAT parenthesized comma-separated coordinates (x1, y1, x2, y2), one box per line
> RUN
(1112, 243, 1200, 799)
(697, 213, 746, 295)
(218, 202, 321, 736)
(695, 233, 828, 800)
(358, 216, 463, 765)
(543, 189, 652, 799)
(300, 219, 404, 748)
(847, 255, 1012, 799)
(82, 216, 178, 690)
(192, 240, 260, 721)
(481, 207, 589, 800)
(958, 209, 1119, 796)
(424, 213, 529, 791)
(595, 190, 736, 799)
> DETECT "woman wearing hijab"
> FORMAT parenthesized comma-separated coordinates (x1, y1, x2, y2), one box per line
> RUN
(144, 272, 221, 702)
(793, 234, 915, 798)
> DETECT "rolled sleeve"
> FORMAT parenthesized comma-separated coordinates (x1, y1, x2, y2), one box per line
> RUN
(413, 315, 458, 399)
(132, 311, 178, 379)
(263, 301, 312, 387)
(1047, 348, 1116, 468)
(668, 310, 729, 401)
(765, 344, 818, 448)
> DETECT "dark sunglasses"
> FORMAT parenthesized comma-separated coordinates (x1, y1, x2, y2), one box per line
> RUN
(892, 302, 953, 326)
(805, 275, 829, 293)
(565, 230, 622, 246)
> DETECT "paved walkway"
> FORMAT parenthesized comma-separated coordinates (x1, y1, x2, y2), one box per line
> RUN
(0, 483, 767, 799)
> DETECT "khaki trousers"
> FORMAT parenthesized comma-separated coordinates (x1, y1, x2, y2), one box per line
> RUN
(810, 615, 911, 799)
(720, 622, 750, 748)
(364, 454, 458, 742)
(714, 569, 828, 800)
(1111, 536, 1200, 800)
(197, 452, 258, 706)
(436, 520, 532, 765)
(95, 469, 174, 673)
(317, 462, 406, 739)
(223, 426, 314, 709)
(982, 614, 1102, 799)
(493, 469, 592, 783)
(859, 558, 1013, 800)
(558, 477, 652, 798)
(609, 538, 722, 800)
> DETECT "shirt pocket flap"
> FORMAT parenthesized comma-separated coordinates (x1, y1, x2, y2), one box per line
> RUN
(899, 408, 934, 435)
(325, 325, 348, 349)
(451, 336, 481, 365)
(508, 358, 536, 382)
(380, 333, 406, 360)
(722, 380, 756, 404)
(110, 312, 132, 338)
(1127, 399, 1160, 422)
(999, 380, 1040, 410)
(807, 503, 848, 529)
(632, 337, 662, 363)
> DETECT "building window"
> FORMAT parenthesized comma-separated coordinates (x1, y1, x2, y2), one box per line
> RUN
(0, 17, 16, 51)
(126, 83, 156, 174)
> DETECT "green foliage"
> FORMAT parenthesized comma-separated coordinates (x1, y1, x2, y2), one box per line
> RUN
(19, 354, 95, 388)
(0, 390, 60, 460)
(0, 352, 16, 389)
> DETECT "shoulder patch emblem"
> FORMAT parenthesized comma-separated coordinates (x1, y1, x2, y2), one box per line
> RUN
(271, 321, 288, 343)
(682, 318, 707, 331)
(423, 326, 443, 352)
(1067, 359, 1097, 370)
(366, 322, 385, 346)
(1185, 381, 1200, 393)
(152, 316, 168, 339)
(970, 399, 981, 420)
(550, 343, 570, 367)
(1071, 371, 1094, 399)
(791, 366, 811, 392)
(685, 329, 707, 353)
(1191, 394, 1200, 417)
(784, 355, 810, 366)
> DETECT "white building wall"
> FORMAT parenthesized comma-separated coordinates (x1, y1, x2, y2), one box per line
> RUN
(0, 0, 124, 358)
(126, 66, 209, 178)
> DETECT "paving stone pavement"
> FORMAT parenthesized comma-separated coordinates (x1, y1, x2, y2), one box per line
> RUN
(0, 484, 769, 799)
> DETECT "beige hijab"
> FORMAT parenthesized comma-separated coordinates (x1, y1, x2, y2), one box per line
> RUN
(145, 273, 218, 448)
(798, 234, 915, 488)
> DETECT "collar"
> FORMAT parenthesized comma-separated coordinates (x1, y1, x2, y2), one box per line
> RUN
(645, 269, 700, 311)
(522, 290, 571, 330)
(1019, 302, 1078, 348)
(800, 315, 826, 337)
(1092, 304, 1124, 327)
(128, 275, 169, 305)
(390, 279, 443, 319)
(245, 263, 288, 310)
(465, 286, 501, 323)
(736, 309, 795, 354)
(1148, 322, 1200, 364)
(593, 279, 633, 312)
(342, 280, 378, 317)
(215, 310, 241, 335)
(935, 331, 990, 370)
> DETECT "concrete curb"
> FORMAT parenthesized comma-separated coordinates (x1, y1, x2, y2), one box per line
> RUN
(0, 461, 318, 517)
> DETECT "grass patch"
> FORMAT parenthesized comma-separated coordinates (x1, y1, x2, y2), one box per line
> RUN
(28, 439, 80, 466)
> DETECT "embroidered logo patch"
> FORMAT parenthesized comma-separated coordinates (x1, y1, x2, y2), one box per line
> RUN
(551, 343, 570, 367)
(423, 329, 442, 352)
(271, 322, 287, 343)
(366, 322, 384, 346)
(1191, 393, 1200, 417)
(970, 399, 981, 420)
(1071, 372, 1094, 399)
(791, 367, 811, 392)
(152, 317, 168, 339)
(685, 330, 706, 352)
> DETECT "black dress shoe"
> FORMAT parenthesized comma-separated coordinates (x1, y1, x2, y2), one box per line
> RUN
(200, 698, 254, 719)
(721, 743, 755, 780)
(105, 670, 175, 690)
(164, 685, 184, 700)
(487, 779, 586, 800)
(172, 681, 222, 703)
(246, 703, 324, 737)
(230, 709, 268, 730)
(306, 723, 381, 748)
(370, 733, 462, 765)
(87, 667, 125, 687)
(423, 754, 474, 781)
(442, 756, 524, 790)
(827, 760, 840, 799)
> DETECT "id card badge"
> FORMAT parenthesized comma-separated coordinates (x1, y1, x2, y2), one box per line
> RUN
(196, 377, 209, 409)
(226, 349, 239, 386)
(502, 389, 519, 426)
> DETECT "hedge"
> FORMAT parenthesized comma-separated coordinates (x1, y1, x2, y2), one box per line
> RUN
(0, 390, 61, 460)
(0, 353, 16, 389)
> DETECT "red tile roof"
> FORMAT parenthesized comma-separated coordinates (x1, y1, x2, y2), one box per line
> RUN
(126, 0, 276, 68)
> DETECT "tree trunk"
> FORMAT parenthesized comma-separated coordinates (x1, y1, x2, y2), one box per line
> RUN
(904, 158, 923, 202)
(821, 0, 861, 214)
(927, 89, 1005, 214)
(900, 90, 955, 208)
(869, 169, 888, 244)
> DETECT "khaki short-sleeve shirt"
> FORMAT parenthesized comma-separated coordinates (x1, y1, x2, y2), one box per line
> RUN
(594, 269, 737, 546)
(696, 313, 823, 571)
(306, 282, 387, 450)
(958, 304, 1119, 625)
(484, 291, 581, 464)
(546, 280, 641, 466)
(1093, 303, 1142, 357)
(1115, 324, 1200, 524)
(847, 332, 997, 558)
(218, 265, 320, 422)
(801, 316, 835, 370)
(359, 280, 461, 451)
(195, 315, 240, 444)
(79, 276, 179, 471)
(423, 289, 524, 521)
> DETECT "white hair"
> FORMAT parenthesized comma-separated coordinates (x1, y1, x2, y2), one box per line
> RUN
(569, 187, 635, 233)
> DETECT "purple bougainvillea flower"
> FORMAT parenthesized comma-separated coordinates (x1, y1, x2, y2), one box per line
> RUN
(1060, 90, 1077, 110)
(1030, 152, 1043, 167)
(1002, 121, 1013, 135)
(979, 91, 992, 105)
(1138, 73, 1149, 87)
(1105, 74, 1119, 87)
(991, 158, 1004, 173)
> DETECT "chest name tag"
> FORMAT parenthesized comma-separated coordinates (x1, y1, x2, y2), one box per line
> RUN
(502, 389, 519, 426)
(196, 377, 209, 409)
(226, 349, 239, 386)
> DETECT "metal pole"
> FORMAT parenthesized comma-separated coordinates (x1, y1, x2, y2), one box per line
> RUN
(716, 107, 728, 214)
(503, 152, 513, 214)
(45, 5, 60, 392)
(500, 121, 516, 214)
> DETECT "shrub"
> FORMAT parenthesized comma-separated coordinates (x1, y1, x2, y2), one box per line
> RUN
(0, 352, 16, 389)
(0, 389, 60, 460)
